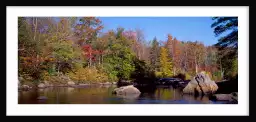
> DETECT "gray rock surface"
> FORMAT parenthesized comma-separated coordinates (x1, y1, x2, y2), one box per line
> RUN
(67, 81, 75, 86)
(112, 85, 141, 95)
(38, 83, 45, 88)
(183, 72, 218, 95)
(210, 92, 238, 103)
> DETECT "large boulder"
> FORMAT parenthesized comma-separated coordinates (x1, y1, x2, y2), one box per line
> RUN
(183, 72, 218, 95)
(112, 85, 141, 95)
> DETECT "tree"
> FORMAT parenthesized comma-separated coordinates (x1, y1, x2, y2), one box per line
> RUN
(205, 46, 218, 73)
(180, 41, 188, 72)
(135, 29, 145, 60)
(102, 28, 136, 80)
(159, 47, 173, 77)
(18, 17, 226, 84)
(51, 40, 81, 75)
(149, 37, 160, 71)
(211, 17, 238, 55)
(18, 17, 47, 80)
(74, 17, 103, 46)
(165, 34, 173, 58)
(211, 17, 238, 78)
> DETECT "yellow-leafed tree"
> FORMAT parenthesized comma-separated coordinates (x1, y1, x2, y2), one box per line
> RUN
(160, 47, 173, 77)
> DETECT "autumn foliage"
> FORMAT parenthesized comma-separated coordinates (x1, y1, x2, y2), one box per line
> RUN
(18, 17, 237, 85)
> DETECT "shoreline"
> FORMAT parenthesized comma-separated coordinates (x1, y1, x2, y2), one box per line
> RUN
(18, 82, 117, 91)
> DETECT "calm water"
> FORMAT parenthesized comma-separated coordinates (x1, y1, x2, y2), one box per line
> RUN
(18, 85, 229, 104)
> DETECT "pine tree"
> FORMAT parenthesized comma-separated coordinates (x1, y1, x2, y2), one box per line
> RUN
(211, 17, 238, 57)
(211, 17, 238, 78)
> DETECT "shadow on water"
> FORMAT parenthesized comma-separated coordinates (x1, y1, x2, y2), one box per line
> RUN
(215, 75, 238, 94)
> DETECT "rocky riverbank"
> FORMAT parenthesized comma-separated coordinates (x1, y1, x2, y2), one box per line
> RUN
(18, 74, 119, 91)
(18, 72, 238, 104)
(181, 72, 238, 104)
(18, 80, 117, 91)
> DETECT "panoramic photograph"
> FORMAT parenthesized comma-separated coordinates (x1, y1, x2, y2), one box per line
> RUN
(18, 17, 238, 104)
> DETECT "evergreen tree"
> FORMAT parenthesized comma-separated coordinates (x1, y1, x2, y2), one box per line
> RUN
(211, 17, 238, 57)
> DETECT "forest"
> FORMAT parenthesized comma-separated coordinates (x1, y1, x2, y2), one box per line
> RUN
(18, 17, 238, 85)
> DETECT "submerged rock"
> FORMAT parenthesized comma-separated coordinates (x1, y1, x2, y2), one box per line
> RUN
(183, 72, 218, 95)
(112, 85, 141, 95)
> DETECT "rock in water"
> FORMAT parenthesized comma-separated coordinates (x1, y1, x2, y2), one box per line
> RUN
(104, 82, 111, 85)
(183, 72, 218, 95)
(112, 85, 141, 95)
(67, 81, 75, 86)
(210, 92, 238, 103)
(231, 92, 238, 103)
(38, 83, 45, 88)
(43, 81, 50, 87)
(213, 94, 232, 101)
(21, 85, 30, 91)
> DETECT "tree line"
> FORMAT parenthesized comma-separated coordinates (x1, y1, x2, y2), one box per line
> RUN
(18, 17, 238, 84)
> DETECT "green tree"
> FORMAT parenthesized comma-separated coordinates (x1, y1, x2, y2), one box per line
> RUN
(51, 40, 81, 75)
(102, 28, 136, 80)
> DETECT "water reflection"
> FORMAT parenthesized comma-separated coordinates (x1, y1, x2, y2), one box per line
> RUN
(117, 94, 140, 99)
(18, 85, 227, 104)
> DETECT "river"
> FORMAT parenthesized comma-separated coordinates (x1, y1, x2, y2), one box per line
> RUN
(18, 85, 230, 104)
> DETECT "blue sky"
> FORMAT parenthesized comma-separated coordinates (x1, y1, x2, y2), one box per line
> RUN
(98, 17, 218, 46)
